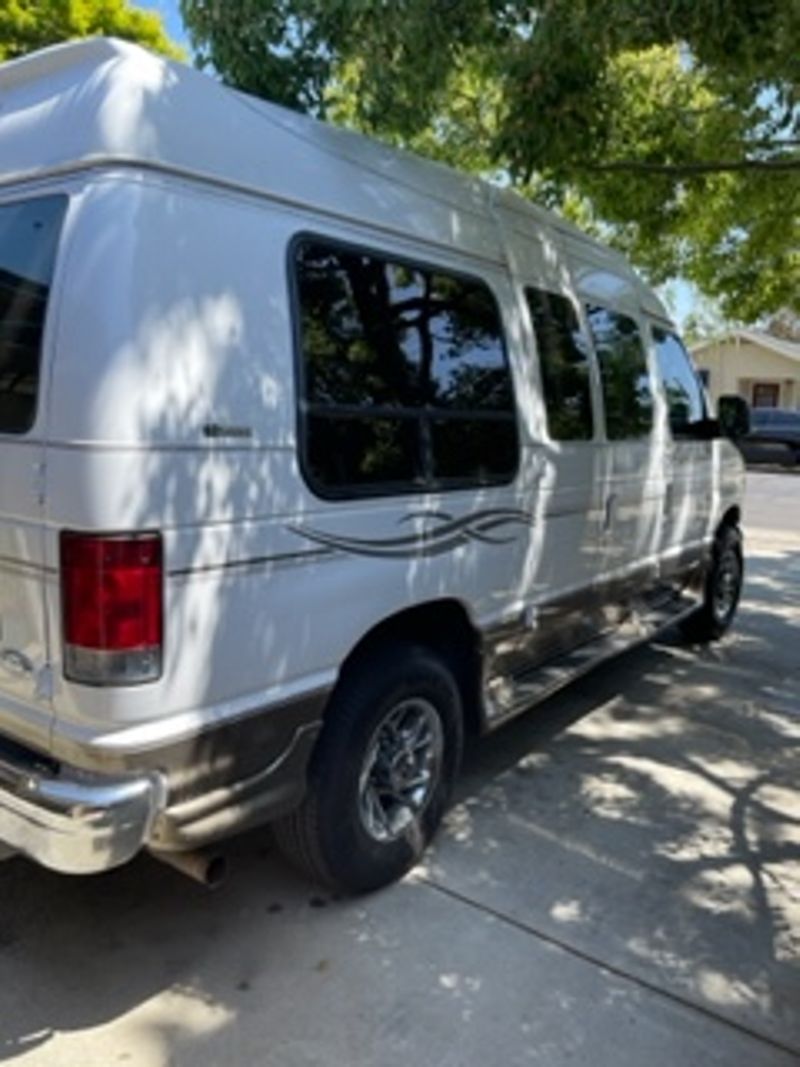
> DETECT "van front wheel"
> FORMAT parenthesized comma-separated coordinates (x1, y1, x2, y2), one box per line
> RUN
(273, 643, 463, 894)
(681, 525, 743, 642)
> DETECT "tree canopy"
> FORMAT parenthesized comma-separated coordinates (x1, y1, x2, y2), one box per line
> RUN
(0, 0, 183, 62)
(181, 0, 799, 321)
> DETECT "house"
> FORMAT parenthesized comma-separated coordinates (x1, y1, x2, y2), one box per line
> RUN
(691, 329, 800, 410)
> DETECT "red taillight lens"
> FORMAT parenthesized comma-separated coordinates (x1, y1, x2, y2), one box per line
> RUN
(60, 532, 163, 685)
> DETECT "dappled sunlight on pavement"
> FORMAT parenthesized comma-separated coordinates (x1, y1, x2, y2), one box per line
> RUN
(422, 535, 799, 1055)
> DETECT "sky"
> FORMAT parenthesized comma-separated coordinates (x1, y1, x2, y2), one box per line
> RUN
(133, 1, 697, 329)
(136, 0, 189, 50)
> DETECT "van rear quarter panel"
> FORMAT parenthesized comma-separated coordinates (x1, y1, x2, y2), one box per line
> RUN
(0, 439, 53, 750)
(45, 176, 534, 755)
(0, 187, 70, 754)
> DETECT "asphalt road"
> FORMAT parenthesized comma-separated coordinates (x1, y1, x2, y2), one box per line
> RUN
(0, 471, 797, 1066)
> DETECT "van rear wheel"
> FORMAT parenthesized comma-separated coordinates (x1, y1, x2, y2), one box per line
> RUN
(681, 525, 743, 642)
(273, 643, 463, 894)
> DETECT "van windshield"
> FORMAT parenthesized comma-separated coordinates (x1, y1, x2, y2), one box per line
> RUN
(0, 195, 67, 434)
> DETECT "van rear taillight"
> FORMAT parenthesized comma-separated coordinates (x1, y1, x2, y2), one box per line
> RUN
(60, 532, 163, 685)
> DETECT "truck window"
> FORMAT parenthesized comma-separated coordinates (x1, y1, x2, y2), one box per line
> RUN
(651, 327, 706, 436)
(293, 238, 518, 496)
(0, 195, 67, 434)
(585, 305, 653, 440)
(525, 287, 593, 440)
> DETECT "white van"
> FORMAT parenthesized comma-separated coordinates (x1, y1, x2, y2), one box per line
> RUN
(0, 39, 746, 892)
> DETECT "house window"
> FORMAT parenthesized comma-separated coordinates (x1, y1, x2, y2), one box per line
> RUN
(697, 368, 710, 388)
(752, 382, 780, 408)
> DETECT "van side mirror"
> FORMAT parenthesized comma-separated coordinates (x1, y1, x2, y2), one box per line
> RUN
(718, 395, 751, 440)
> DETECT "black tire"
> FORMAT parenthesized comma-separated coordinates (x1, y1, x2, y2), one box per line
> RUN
(273, 642, 463, 894)
(681, 524, 743, 642)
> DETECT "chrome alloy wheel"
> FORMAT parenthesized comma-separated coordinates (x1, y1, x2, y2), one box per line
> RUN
(358, 698, 444, 843)
(713, 546, 741, 622)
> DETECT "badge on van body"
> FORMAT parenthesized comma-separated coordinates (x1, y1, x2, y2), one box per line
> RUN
(202, 423, 253, 440)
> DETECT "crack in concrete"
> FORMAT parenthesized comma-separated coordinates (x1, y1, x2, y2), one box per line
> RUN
(418, 874, 800, 1062)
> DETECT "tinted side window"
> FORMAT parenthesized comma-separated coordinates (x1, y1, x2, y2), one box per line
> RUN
(586, 305, 653, 440)
(0, 195, 67, 434)
(652, 327, 705, 435)
(306, 414, 423, 490)
(294, 239, 518, 495)
(525, 288, 593, 440)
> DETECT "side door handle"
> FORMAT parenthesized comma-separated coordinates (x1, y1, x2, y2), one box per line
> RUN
(603, 493, 616, 533)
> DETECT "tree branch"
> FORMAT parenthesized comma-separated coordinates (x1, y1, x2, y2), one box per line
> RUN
(581, 157, 800, 176)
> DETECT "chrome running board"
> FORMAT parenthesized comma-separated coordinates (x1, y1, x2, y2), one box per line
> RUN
(484, 590, 698, 728)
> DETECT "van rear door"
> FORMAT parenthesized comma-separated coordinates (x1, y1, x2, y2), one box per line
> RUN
(0, 194, 66, 750)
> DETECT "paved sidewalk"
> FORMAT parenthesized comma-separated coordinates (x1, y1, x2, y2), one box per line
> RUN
(0, 478, 797, 1066)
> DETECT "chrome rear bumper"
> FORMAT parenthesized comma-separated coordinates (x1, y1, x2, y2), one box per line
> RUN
(0, 745, 166, 874)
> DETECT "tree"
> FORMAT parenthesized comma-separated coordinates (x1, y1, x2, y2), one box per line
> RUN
(0, 0, 183, 62)
(181, 0, 799, 321)
(681, 303, 730, 346)
(765, 309, 800, 342)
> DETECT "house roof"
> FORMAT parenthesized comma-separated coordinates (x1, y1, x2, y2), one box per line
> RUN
(691, 329, 800, 366)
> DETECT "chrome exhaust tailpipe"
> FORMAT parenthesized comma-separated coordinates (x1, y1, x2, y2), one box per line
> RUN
(150, 848, 227, 888)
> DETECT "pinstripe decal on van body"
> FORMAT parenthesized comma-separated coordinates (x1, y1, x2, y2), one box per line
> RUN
(288, 508, 536, 559)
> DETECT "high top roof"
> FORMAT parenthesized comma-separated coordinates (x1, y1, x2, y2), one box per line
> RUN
(0, 39, 502, 258)
(0, 39, 484, 208)
(0, 37, 664, 315)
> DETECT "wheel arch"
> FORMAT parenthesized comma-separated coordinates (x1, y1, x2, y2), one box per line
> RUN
(328, 599, 484, 738)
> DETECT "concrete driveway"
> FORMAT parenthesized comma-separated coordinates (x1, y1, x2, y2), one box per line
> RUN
(1, 473, 798, 1066)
